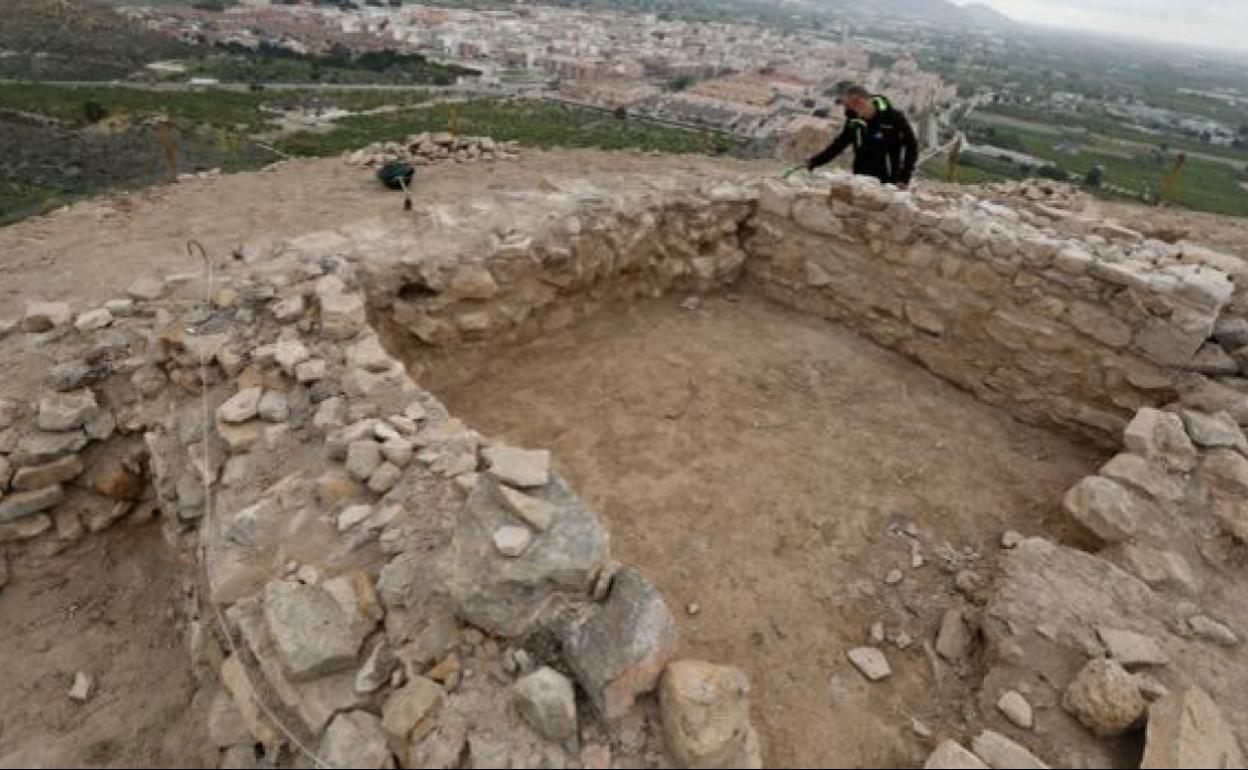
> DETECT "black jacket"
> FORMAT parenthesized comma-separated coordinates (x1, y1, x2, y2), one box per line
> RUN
(806, 95, 919, 185)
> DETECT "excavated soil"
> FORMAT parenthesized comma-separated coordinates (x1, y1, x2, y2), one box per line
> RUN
(421, 293, 1105, 768)
(0, 525, 212, 768)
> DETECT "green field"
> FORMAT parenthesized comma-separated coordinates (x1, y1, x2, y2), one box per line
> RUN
(275, 99, 744, 157)
(0, 87, 742, 226)
(959, 113, 1248, 216)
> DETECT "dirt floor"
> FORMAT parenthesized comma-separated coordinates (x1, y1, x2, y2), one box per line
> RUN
(0, 150, 772, 319)
(422, 293, 1105, 769)
(0, 525, 212, 769)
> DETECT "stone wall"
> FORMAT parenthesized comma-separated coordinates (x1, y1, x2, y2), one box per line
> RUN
(0, 245, 760, 769)
(745, 175, 1239, 443)
(354, 170, 1245, 445)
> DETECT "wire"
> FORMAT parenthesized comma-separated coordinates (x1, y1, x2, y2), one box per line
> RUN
(186, 239, 333, 769)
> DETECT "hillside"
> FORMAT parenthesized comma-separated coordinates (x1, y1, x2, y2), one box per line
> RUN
(0, 0, 191, 81)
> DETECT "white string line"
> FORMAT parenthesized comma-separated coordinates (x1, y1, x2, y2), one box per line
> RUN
(187, 240, 332, 769)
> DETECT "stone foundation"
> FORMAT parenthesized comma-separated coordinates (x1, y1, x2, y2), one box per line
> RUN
(1, 168, 1245, 768)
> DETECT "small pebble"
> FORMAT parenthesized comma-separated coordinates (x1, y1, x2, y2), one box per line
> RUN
(997, 689, 1034, 729)
(870, 621, 886, 644)
(1001, 530, 1023, 548)
(885, 569, 904, 585)
(68, 671, 94, 702)
(847, 647, 891, 681)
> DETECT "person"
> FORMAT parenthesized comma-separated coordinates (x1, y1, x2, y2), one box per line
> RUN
(805, 85, 919, 188)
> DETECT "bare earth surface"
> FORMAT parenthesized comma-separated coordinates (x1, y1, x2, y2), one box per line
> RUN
(422, 293, 1104, 769)
(0, 525, 212, 769)
(0, 151, 773, 319)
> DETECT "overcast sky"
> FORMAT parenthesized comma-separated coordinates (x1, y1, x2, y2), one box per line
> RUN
(950, 0, 1248, 53)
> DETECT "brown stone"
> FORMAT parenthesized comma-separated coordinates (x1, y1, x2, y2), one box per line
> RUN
(91, 463, 144, 501)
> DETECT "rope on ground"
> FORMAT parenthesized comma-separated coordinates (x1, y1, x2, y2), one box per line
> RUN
(187, 239, 332, 770)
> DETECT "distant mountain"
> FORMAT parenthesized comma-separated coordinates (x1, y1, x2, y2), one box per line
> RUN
(0, 0, 191, 81)
(958, 2, 1017, 29)
(814, 0, 1017, 29)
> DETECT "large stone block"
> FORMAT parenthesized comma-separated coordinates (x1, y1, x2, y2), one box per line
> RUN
(37, 389, 100, 431)
(263, 579, 374, 680)
(562, 566, 678, 721)
(659, 660, 761, 769)
(443, 475, 608, 637)
(1141, 686, 1245, 769)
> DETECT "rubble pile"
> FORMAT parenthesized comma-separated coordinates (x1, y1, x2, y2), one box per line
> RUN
(346, 133, 520, 168)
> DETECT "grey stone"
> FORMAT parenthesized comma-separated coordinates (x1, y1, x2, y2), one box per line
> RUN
(562, 567, 679, 720)
(1123, 408, 1198, 472)
(272, 295, 305, 323)
(12, 430, 86, 468)
(1187, 615, 1238, 646)
(226, 596, 367, 737)
(1062, 658, 1147, 737)
(514, 666, 577, 743)
(493, 525, 533, 557)
(925, 741, 989, 769)
(317, 276, 367, 340)
(38, 389, 100, 431)
(1141, 686, 1245, 769)
(936, 608, 972, 662)
(1198, 449, 1248, 543)
(347, 440, 383, 482)
(1098, 453, 1187, 504)
(483, 445, 550, 488)
(382, 676, 444, 756)
(275, 338, 311, 376)
(126, 276, 165, 301)
(970, 731, 1049, 769)
(1180, 410, 1248, 454)
(12, 455, 83, 491)
(367, 462, 402, 494)
(1097, 627, 1169, 666)
(74, 308, 113, 333)
(263, 579, 371, 680)
(257, 390, 289, 423)
(217, 388, 263, 424)
(349, 335, 394, 374)
(1191, 343, 1239, 375)
(356, 641, 398, 694)
(22, 300, 72, 332)
(846, 646, 891, 681)
(295, 358, 326, 383)
(320, 710, 393, 769)
(1102, 543, 1198, 594)
(0, 484, 65, 522)
(1061, 475, 1161, 545)
(68, 671, 94, 702)
(206, 687, 253, 747)
(444, 475, 608, 637)
(381, 438, 414, 468)
(48, 361, 98, 392)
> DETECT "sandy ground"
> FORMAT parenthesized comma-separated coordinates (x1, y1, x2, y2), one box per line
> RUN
(0, 525, 212, 769)
(422, 293, 1105, 769)
(0, 151, 773, 319)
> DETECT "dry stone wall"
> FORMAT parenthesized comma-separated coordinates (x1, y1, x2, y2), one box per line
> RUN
(352, 170, 1246, 445)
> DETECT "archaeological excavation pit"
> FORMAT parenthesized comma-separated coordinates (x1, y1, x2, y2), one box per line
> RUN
(416, 292, 1102, 767)
(4, 168, 1248, 769)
